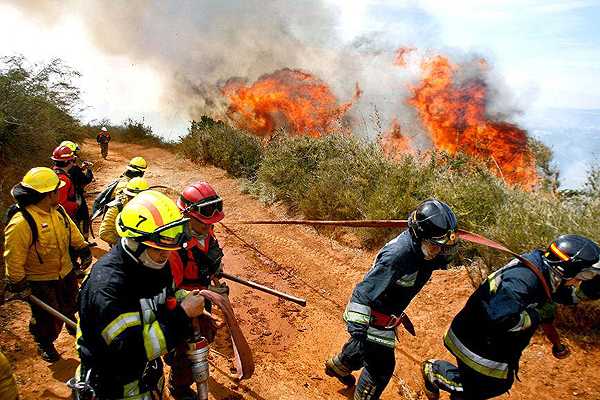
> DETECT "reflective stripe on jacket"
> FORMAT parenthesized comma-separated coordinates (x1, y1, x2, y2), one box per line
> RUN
(344, 230, 448, 346)
(77, 240, 191, 398)
(445, 251, 552, 379)
(4, 204, 86, 282)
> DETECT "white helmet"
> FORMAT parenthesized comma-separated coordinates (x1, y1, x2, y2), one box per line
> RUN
(101, 126, 108, 132)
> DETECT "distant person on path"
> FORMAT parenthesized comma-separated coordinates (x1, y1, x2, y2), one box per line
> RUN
(59, 140, 94, 239)
(325, 199, 459, 400)
(96, 126, 111, 159)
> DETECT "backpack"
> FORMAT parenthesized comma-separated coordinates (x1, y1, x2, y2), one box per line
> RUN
(3, 204, 70, 264)
(91, 179, 120, 218)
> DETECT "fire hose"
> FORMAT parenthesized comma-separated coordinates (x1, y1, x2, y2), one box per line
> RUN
(220, 272, 306, 307)
(228, 219, 569, 358)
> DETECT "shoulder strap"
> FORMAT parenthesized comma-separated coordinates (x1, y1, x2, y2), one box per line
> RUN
(5, 205, 43, 264)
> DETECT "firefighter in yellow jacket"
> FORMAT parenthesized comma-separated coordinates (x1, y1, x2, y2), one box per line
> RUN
(99, 177, 150, 246)
(3, 167, 92, 362)
(0, 351, 18, 400)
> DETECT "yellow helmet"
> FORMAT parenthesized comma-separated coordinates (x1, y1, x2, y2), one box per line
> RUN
(59, 140, 80, 154)
(116, 190, 189, 250)
(123, 177, 150, 197)
(127, 156, 147, 172)
(21, 167, 65, 193)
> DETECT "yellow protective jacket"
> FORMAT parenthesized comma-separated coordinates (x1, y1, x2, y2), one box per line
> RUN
(3, 204, 86, 283)
(99, 194, 129, 246)
(0, 351, 18, 400)
(113, 176, 130, 199)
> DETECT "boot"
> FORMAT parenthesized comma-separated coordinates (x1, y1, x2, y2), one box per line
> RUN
(38, 343, 60, 363)
(168, 385, 197, 400)
(421, 360, 440, 400)
(325, 358, 356, 387)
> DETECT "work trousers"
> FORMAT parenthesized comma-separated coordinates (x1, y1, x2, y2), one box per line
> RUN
(28, 271, 78, 346)
(428, 358, 514, 400)
(336, 336, 396, 400)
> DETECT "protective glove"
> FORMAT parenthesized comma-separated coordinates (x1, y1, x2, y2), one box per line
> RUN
(209, 281, 230, 296)
(535, 302, 557, 324)
(5, 279, 32, 301)
(78, 246, 93, 270)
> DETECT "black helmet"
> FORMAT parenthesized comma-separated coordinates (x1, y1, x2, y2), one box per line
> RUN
(408, 199, 458, 246)
(543, 234, 600, 279)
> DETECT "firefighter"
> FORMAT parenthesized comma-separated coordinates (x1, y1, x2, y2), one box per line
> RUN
(166, 181, 227, 399)
(99, 177, 150, 247)
(59, 140, 94, 239)
(0, 351, 18, 400)
(51, 145, 79, 221)
(422, 234, 600, 400)
(96, 126, 111, 159)
(113, 156, 148, 198)
(74, 190, 206, 399)
(3, 167, 91, 362)
(325, 199, 459, 400)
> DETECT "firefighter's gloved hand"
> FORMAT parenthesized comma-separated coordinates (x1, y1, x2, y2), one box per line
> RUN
(535, 302, 557, 323)
(209, 281, 229, 296)
(78, 246, 93, 270)
(181, 290, 205, 318)
(5, 279, 32, 301)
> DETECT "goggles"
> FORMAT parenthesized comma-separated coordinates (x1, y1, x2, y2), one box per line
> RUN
(425, 230, 459, 247)
(184, 197, 223, 219)
(119, 217, 191, 250)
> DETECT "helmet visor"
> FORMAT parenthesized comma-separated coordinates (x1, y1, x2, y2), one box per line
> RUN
(140, 218, 191, 250)
(185, 197, 223, 219)
(425, 230, 459, 246)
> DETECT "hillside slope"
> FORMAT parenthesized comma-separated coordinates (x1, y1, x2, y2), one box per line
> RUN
(1, 140, 598, 399)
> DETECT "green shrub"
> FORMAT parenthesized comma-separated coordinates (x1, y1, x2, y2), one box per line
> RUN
(178, 116, 262, 179)
(179, 119, 600, 274)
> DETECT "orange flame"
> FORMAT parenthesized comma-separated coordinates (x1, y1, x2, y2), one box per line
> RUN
(393, 47, 416, 67)
(222, 68, 360, 137)
(407, 55, 537, 188)
(379, 118, 416, 160)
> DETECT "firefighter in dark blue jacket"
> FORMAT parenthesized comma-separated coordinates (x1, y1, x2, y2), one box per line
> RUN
(325, 199, 459, 400)
(422, 234, 600, 400)
(72, 191, 206, 399)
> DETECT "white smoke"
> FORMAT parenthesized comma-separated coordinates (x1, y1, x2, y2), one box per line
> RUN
(5, 0, 522, 143)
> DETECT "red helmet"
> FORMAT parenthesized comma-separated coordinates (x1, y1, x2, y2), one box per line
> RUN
(176, 181, 224, 224)
(51, 145, 75, 162)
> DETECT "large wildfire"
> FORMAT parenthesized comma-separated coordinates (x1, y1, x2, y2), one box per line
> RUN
(219, 52, 537, 188)
(222, 68, 361, 137)
(407, 55, 537, 188)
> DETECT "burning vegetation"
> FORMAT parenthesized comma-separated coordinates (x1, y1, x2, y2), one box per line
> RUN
(222, 68, 360, 137)
(408, 55, 538, 188)
(217, 50, 537, 189)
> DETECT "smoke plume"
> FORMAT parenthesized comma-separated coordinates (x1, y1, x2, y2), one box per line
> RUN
(6, 0, 524, 143)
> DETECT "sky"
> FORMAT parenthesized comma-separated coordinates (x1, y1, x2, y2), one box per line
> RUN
(0, 0, 599, 187)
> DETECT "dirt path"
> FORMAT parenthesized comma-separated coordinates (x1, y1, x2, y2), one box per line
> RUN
(1, 140, 599, 399)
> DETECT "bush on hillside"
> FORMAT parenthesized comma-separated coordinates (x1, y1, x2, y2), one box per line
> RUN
(178, 116, 262, 179)
(0, 55, 84, 287)
(0, 55, 83, 214)
(179, 119, 600, 274)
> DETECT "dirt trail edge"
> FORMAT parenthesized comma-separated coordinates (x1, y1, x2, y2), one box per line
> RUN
(1, 140, 598, 400)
